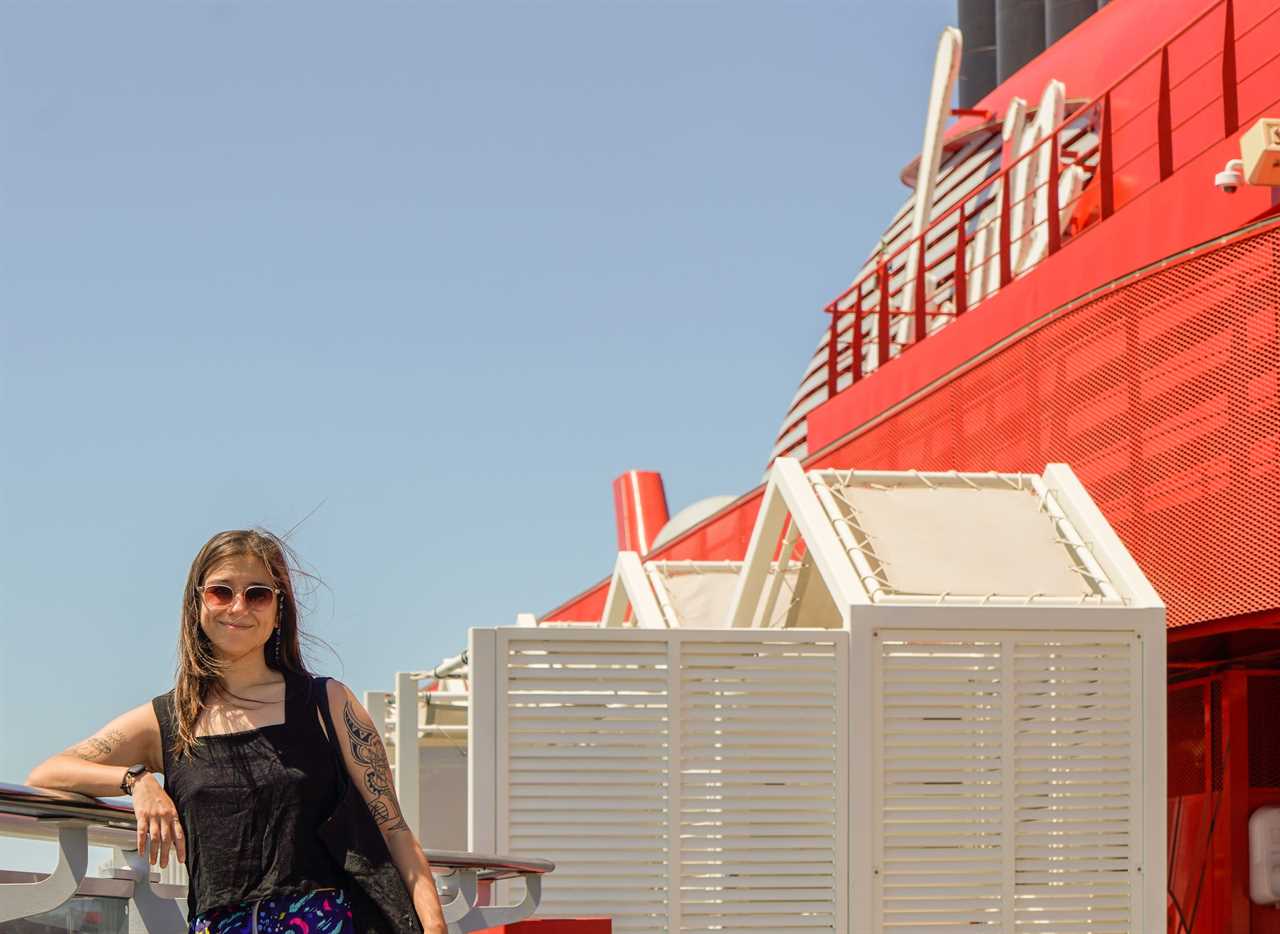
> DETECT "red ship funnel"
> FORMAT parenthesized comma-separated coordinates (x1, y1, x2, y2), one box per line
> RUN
(612, 471, 670, 555)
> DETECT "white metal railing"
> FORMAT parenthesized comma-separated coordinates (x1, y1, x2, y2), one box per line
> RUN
(364, 657, 470, 840)
(0, 782, 553, 934)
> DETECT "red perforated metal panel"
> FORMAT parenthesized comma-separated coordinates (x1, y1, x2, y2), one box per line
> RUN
(810, 221, 1280, 630)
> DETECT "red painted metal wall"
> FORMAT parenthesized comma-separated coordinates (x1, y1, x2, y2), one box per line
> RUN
(1168, 671, 1280, 933)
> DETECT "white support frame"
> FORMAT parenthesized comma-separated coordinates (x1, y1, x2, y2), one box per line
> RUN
(0, 823, 89, 924)
(1042, 464, 1163, 608)
(364, 690, 389, 749)
(758, 521, 800, 629)
(467, 629, 498, 856)
(1044, 464, 1167, 920)
(902, 26, 962, 318)
(395, 671, 423, 839)
(600, 551, 667, 629)
(725, 457, 867, 629)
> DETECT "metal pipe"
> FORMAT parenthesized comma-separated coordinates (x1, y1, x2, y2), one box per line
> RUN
(996, 0, 1046, 83)
(408, 650, 469, 682)
(1045, 0, 1096, 44)
(957, 0, 998, 108)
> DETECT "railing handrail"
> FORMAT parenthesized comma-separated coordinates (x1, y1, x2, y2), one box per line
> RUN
(824, 0, 1232, 318)
(0, 782, 138, 827)
(0, 782, 554, 880)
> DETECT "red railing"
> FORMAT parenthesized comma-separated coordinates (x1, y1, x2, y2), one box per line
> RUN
(791, 0, 1279, 463)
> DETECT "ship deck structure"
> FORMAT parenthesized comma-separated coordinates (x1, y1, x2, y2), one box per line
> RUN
(384, 0, 1280, 930)
(3, 0, 1280, 931)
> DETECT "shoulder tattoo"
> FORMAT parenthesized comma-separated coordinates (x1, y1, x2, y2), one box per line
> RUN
(342, 698, 410, 835)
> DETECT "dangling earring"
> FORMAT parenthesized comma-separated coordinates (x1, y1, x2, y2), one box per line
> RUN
(273, 626, 281, 667)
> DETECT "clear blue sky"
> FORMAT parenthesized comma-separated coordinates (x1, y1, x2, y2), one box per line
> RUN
(0, 1, 956, 872)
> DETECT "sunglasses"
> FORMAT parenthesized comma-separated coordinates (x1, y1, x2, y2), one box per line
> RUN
(197, 583, 281, 611)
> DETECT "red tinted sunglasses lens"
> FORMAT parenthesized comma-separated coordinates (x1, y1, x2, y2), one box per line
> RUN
(243, 586, 277, 610)
(202, 584, 235, 607)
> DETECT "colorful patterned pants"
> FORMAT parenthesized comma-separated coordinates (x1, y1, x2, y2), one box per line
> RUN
(189, 887, 353, 934)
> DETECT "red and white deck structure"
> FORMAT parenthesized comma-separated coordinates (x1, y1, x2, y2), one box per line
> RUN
(368, 1, 1280, 931)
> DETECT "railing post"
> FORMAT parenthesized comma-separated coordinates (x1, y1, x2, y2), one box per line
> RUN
(395, 671, 422, 839)
(1047, 136, 1061, 256)
(826, 305, 838, 399)
(123, 848, 190, 932)
(912, 235, 927, 344)
(851, 287, 864, 382)
(877, 261, 890, 367)
(1100, 93, 1115, 220)
(1158, 46, 1173, 180)
(999, 177, 1012, 288)
(1223, 0, 1239, 135)
(954, 202, 968, 316)
(467, 629, 498, 856)
(0, 822, 88, 923)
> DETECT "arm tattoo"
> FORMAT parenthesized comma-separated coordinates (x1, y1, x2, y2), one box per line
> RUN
(65, 729, 126, 763)
(342, 699, 410, 834)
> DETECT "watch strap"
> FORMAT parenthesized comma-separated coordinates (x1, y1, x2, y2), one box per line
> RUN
(121, 764, 147, 796)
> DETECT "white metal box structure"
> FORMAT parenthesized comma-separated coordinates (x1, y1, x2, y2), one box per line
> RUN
(469, 460, 1166, 933)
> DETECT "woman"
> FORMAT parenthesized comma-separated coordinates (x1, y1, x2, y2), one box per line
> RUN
(26, 529, 447, 934)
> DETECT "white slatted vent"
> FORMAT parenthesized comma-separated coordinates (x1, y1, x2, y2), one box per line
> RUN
(498, 633, 845, 934)
(877, 636, 1005, 930)
(875, 632, 1139, 932)
(503, 638, 671, 934)
(1012, 636, 1136, 932)
(679, 639, 841, 933)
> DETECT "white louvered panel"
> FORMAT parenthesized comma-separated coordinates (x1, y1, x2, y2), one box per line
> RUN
(504, 638, 672, 934)
(875, 631, 1143, 933)
(1011, 635, 1138, 933)
(678, 637, 842, 934)
(876, 636, 1006, 931)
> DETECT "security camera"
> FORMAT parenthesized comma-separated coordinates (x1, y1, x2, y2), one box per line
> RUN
(1215, 159, 1245, 194)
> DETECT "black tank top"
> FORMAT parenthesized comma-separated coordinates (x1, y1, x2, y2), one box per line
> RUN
(152, 670, 346, 918)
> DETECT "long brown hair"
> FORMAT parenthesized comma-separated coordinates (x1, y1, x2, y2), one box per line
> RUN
(171, 529, 313, 758)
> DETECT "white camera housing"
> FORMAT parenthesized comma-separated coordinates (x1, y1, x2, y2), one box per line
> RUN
(1215, 159, 1245, 194)
(1240, 118, 1280, 185)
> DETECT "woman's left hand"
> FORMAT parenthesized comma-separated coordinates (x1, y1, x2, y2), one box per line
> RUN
(131, 773, 186, 868)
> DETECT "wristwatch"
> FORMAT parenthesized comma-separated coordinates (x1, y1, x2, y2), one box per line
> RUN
(120, 763, 148, 796)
